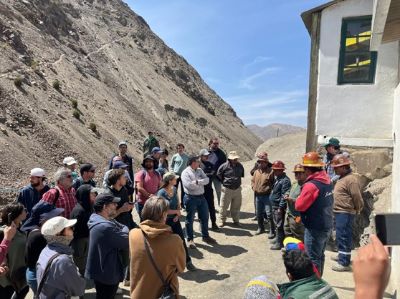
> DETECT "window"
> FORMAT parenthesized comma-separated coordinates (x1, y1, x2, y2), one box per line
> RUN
(338, 16, 377, 84)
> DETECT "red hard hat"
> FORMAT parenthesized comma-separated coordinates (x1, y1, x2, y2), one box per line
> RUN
(272, 160, 285, 170)
(331, 154, 351, 168)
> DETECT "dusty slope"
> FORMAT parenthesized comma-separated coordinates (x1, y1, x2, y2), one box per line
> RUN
(248, 123, 305, 141)
(0, 0, 260, 189)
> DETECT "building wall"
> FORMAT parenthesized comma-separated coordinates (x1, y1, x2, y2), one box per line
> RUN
(316, 0, 399, 146)
(391, 77, 400, 291)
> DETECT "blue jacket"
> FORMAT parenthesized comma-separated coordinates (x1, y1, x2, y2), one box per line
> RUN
(270, 174, 291, 208)
(36, 243, 85, 299)
(17, 185, 50, 217)
(85, 213, 129, 285)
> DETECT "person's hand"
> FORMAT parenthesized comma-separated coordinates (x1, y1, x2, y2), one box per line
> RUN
(3, 222, 17, 241)
(353, 235, 391, 299)
(120, 203, 133, 213)
(0, 266, 9, 277)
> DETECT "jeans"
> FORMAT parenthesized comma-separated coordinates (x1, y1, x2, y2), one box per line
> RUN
(304, 228, 331, 276)
(255, 194, 272, 230)
(212, 177, 222, 206)
(272, 207, 285, 246)
(167, 217, 191, 263)
(135, 202, 144, 221)
(184, 194, 209, 240)
(335, 213, 354, 266)
(94, 281, 119, 299)
(26, 268, 37, 294)
(0, 285, 29, 299)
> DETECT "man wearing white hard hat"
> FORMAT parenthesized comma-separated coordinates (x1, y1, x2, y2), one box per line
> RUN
(63, 156, 79, 181)
(17, 168, 50, 218)
(36, 216, 85, 298)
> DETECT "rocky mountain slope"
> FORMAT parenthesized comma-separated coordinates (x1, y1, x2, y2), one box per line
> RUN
(247, 123, 305, 141)
(0, 0, 261, 189)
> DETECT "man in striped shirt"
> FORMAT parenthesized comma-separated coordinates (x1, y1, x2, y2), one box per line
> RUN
(42, 168, 77, 219)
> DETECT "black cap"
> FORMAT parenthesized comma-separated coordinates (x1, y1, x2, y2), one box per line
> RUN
(94, 193, 121, 208)
(21, 201, 64, 232)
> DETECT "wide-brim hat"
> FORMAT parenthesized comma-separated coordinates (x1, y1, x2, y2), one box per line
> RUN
(63, 156, 77, 166)
(228, 151, 240, 160)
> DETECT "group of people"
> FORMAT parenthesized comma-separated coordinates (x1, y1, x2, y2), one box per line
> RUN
(0, 133, 392, 299)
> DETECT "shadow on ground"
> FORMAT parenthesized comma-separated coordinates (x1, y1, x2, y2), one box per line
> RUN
(179, 269, 230, 283)
(195, 243, 248, 258)
(220, 227, 252, 237)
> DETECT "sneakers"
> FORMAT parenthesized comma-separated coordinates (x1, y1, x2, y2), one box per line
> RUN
(251, 216, 258, 221)
(332, 263, 351, 272)
(254, 228, 265, 236)
(202, 236, 217, 244)
(331, 255, 339, 262)
(188, 240, 196, 249)
(186, 261, 197, 271)
(218, 221, 226, 227)
(123, 279, 130, 287)
(267, 232, 276, 239)
(270, 243, 283, 250)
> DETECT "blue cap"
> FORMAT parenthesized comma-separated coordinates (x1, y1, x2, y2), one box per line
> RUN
(113, 161, 128, 169)
(151, 147, 162, 154)
(21, 201, 64, 232)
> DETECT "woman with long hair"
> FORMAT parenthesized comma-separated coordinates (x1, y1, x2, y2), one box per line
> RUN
(0, 203, 28, 299)
(157, 172, 196, 271)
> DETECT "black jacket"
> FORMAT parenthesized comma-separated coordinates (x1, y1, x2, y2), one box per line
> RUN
(105, 187, 137, 230)
(70, 185, 93, 239)
(209, 148, 227, 171)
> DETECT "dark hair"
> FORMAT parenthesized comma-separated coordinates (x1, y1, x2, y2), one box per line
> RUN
(303, 166, 323, 173)
(176, 143, 185, 149)
(141, 196, 169, 222)
(0, 203, 25, 225)
(108, 169, 126, 185)
(283, 250, 315, 280)
(187, 156, 199, 166)
(163, 149, 169, 156)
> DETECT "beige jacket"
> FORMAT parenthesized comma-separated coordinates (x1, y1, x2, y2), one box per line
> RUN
(130, 220, 186, 299)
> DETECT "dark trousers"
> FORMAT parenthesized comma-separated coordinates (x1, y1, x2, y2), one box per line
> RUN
(204, 185, 217, 225)
(166, 217, 191, 263)
(176, 177, 186, 208)
(335, 213, 354, 266)
(0, 285, 29, 299)
(272, 207, 285, 246)
(304, 228, 331, 276)
(256, 194, 272, 231)
(94, 281, 119, 299)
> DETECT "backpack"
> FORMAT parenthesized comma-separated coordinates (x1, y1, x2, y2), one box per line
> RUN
(134, 169, 161, 195)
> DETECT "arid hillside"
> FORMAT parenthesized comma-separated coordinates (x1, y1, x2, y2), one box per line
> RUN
(0, 0, 261, 189)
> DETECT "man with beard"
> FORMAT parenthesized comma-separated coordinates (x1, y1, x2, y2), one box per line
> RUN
(86, 193, 129, 299)
(17, 168, 50, 217)
(135, 156, 161, 220)
(73, 163, 97, 190)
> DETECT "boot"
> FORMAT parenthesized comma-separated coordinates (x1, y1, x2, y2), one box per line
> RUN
(268, 218, 276, 239)
(254, 228, 265, 236)
(270, 242, 283, 250)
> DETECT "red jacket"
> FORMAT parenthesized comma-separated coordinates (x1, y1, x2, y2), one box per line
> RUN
(295, 171, 331, 212)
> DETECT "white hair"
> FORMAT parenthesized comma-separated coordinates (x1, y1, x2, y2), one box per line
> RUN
(54, 167, 71, 183)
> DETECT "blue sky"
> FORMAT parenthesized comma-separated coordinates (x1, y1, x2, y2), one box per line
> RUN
(127, 0, 327, 127)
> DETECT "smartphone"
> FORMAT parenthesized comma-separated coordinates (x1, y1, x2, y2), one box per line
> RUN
(375, 213, 400, 246)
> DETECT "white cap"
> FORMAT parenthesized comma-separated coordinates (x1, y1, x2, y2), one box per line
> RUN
(118, 141, 128, 147)
(41, 216, 77, 236)
(199, 149, 210, 156)
(63, 156, 77, 166)
(30, 168, 46, 177)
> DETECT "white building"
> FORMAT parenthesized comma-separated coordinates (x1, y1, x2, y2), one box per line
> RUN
(302, 0, 399, 292)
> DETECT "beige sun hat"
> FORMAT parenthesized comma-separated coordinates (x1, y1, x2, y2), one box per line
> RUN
(228, 151, 240, 160)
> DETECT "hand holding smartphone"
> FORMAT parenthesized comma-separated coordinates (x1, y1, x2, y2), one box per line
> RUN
(375, 213, 400, 246)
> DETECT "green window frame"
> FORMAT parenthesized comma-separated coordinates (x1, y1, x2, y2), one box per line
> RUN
(338, 16, 378, 84)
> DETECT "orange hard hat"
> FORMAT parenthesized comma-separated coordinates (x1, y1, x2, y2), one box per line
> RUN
(293, 164, 305, 173)
(331, 154, 351, 168)
(256, 151, 268, 159)
(272, 160, 285, 170)
(301, 152, 325, 167)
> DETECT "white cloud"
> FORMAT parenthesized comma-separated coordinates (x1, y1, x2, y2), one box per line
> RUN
(239, 67, 281, 90)
(243, 56, 273, 69)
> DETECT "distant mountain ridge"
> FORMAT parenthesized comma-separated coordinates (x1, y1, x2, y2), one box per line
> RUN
(247, 123, 305, 141)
